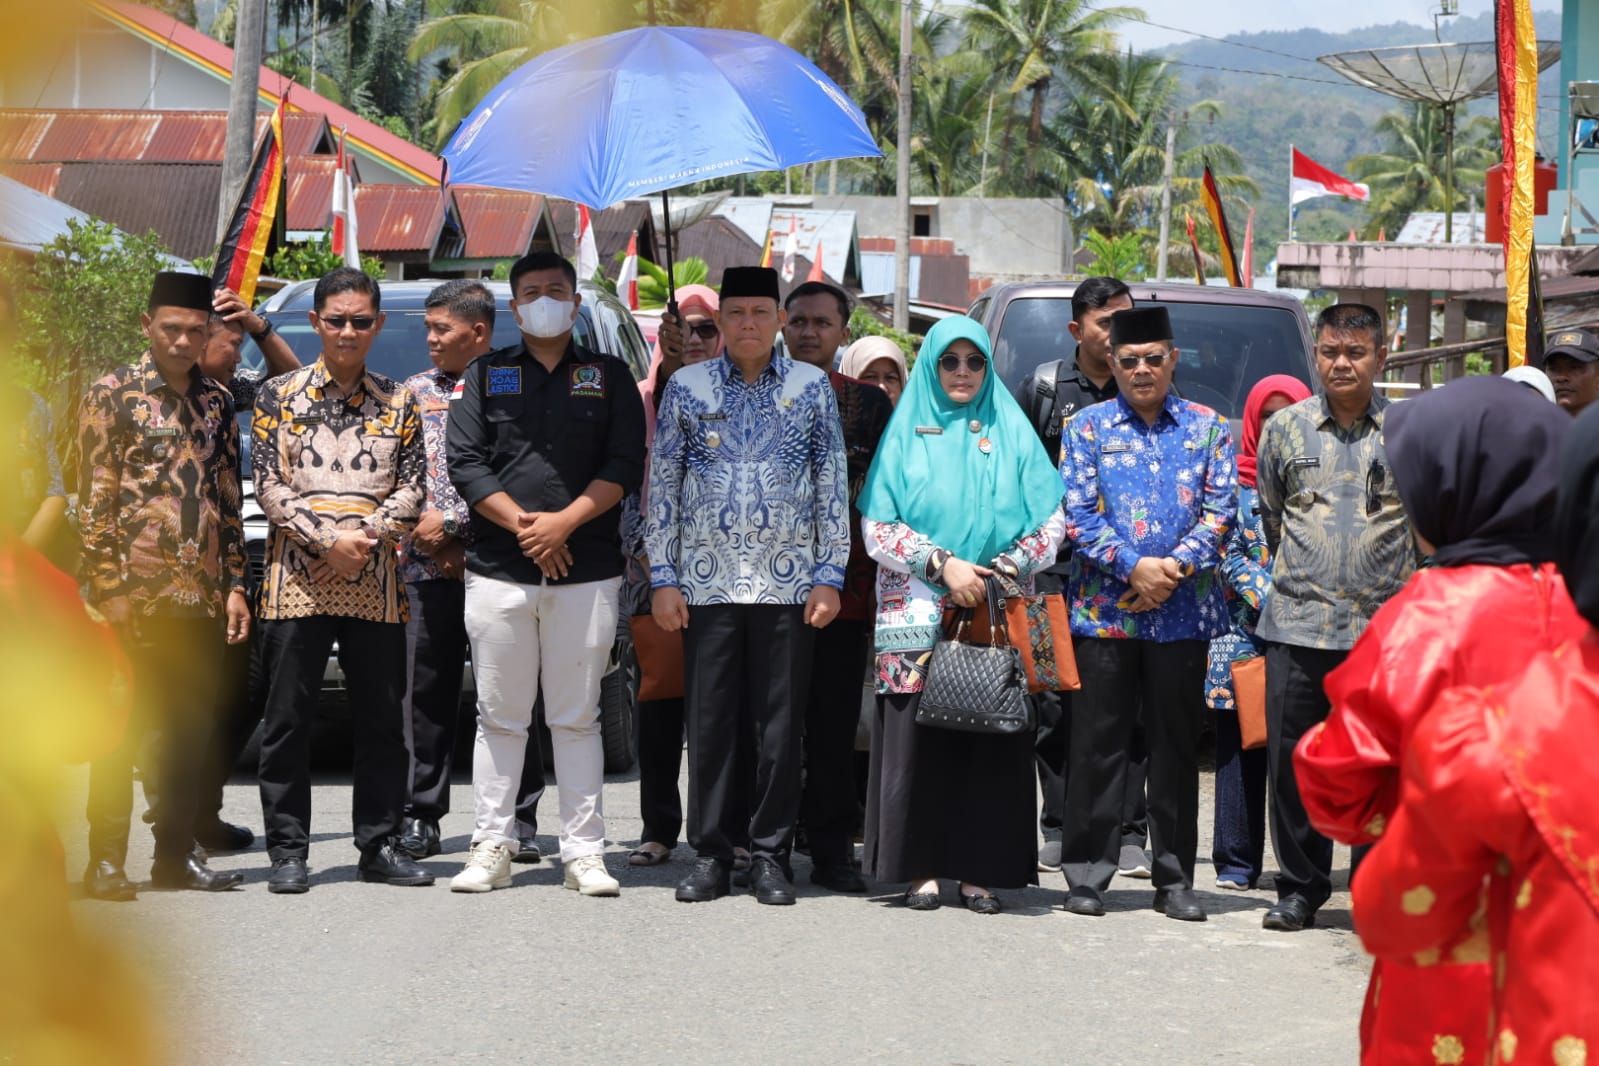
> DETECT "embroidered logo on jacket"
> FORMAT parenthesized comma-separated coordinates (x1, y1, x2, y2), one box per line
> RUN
(570, 364, 605, 398)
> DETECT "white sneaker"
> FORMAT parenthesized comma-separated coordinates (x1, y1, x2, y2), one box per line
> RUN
(450, 841, 511, 893)
(563, 854, 620, 897)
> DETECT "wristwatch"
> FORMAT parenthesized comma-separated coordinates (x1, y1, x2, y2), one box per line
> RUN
(443, 516, 461, 538)
(250, 317, 274, 341)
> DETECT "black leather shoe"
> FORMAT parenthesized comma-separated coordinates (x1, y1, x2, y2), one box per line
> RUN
(962, 891, 1003, 915)
(1263, 895, 1318, 931)
(150, 853, 244, 892)
(811, 863, 868, 893)
(675, 857, 731, 902)
(194, 819, 255, 852)
(904, 887, 941, 911)
(359, 843, 436, 886)
(83, 860, 137, 902)
(511, 837, 542, 864)
(750, 856, 796, 906)
(396, 818, 440, 860)
(267, 856, 309, 894)
(1153, 886, 1207, 922)
(1063, 886, 1105, 916)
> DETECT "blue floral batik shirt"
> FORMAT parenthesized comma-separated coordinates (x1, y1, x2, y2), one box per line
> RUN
(645, 351, 850, 605)
(1060, 392, 1237, 642)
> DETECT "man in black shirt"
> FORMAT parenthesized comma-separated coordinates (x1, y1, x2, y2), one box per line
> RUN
(1015, 276, 1151, 877)
(446, 252, 645, 896)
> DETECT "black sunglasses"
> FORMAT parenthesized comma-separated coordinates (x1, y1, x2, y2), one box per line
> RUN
(1115, 352, 1169, 370)
(687, 322, 720, 340)
(939, 353, 987, 373)
(319, 314, 378, 332)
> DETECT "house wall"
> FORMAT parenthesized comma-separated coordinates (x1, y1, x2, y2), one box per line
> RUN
(810, 195, 1072, 277)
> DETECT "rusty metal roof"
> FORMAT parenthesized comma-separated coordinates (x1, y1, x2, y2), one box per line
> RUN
(1, 162, 62, 198)
(545, 200, 658, 266)
(285, 155, 343, 232)
(0, 109, 333, 164)
(452, 186, 543, 260)
(48, 161, 220, 259)
(356, 184, 447, 256)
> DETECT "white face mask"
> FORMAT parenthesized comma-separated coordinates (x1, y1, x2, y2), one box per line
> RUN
(515, 295, 575, 338)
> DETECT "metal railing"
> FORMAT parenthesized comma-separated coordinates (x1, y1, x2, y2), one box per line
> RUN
(1384, 317, 1599, 388)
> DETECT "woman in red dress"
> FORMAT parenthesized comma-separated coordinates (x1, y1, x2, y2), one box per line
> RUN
(1352, 406, 1599, 1066)
(1293, 376, 1583, 1065)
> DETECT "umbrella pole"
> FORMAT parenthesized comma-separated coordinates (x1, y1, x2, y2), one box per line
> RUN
(661, 188, 678, 320)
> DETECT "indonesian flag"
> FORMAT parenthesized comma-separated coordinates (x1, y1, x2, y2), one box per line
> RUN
(210, 99, 284, 306)
(806, 241, 826, 283)
(575, 205, 600, 283)
(616, 230, 639, 311)
(1496, 0, 1544, 368)
(1290, 149, 1369, 206)
(780, 215, 798, 283)
(331, 126, 360, 270)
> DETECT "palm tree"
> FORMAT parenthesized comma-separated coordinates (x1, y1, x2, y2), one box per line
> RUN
(911, 56, 997, 196)
(963, 0, 1142, 173)
(1347, 104, 1498, 238)
(1051, 48, 1175, 234)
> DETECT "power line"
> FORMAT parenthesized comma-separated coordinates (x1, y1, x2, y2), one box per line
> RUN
(1116, 14, 1322, 66)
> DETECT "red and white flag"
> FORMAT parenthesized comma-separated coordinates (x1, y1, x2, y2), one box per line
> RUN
(575, 205, 600, 283)
(1240, 208, 1255, 288)
(331, 127, 360, 269)
(615, 230, 639, 311)
(780, 215, 798, 283)
(1291, 148, 1369, 206)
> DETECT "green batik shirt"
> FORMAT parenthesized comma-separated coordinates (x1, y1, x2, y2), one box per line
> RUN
(1254, 393, 1416, 651)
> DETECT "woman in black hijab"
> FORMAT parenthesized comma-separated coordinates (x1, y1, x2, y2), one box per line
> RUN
(1295, 376, 1587, 1066)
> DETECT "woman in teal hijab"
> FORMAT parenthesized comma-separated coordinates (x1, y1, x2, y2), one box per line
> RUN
(859, 315, 1067, 914)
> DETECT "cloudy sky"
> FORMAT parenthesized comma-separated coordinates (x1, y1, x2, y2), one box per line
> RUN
(1116, 0, 1500, 50)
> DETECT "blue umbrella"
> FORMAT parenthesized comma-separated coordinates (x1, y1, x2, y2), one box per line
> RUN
(441, 26, 884, 304)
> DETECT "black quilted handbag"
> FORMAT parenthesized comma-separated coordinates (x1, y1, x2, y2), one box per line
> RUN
(915, 576, 1034, 736)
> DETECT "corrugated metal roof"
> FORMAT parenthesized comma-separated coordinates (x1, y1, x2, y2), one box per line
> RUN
(0, 108, 333, 164)
(356, 184, 446, 255)
(286, 155, 336, 232)
(453, 186, 542, 260)
(1, 162, 63, 197)
(0, 173, 194, 266)
(546, 200, 658, 266)
(51, 161, 220, 259)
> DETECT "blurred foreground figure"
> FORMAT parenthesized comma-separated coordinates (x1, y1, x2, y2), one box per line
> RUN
(1351, 405, 1599, 1063)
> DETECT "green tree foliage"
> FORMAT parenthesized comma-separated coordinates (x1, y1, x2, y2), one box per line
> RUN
(847, 306, 921, 363)
(1080, 229, 1143, 278)
(264, 234, 385, 281)
(0, 219, 175, 394)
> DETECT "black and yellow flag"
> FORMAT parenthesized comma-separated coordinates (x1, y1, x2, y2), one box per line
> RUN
(1199, 165, 1242, 288)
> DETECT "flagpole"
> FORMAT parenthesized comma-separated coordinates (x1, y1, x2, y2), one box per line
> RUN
(1288, 143, 1294, 244)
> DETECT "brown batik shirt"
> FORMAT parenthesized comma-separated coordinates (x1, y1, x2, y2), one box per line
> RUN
(251, 359, 425, 623)
(77, 352, 246, 619)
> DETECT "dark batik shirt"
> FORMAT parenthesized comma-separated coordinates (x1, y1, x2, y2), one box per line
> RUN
(77, 353, 246, 618)
(399, 367, 474, 584)
(828, 369, 893, 622)
(251, 360, 425, 623)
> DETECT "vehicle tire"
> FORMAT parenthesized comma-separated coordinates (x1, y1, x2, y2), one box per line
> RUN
(600, 638, 638, 774)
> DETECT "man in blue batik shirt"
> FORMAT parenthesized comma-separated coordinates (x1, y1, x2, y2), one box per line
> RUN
(1058, 304, 1236, 924)
(646, 266, 850, 908)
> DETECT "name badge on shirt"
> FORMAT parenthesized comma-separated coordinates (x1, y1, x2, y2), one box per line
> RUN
(143, 427, 180, 438)
(914, 425, 943, 436)
(421, 399, 449, 413)
(1101, 442, 1133, 454)
(1290, 456, 1320, 469)
(291, 415, 324, 426)
(487, 366, 522, 396)
(698, 413, 728, 422)
(569, 364, 605, 398)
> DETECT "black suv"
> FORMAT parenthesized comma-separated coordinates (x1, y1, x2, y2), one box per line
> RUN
(238, 278, 651, 773)
(967, 281, 1317, 423)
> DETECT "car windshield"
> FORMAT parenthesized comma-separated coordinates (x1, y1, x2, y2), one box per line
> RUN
(992, 297, 1313, 420)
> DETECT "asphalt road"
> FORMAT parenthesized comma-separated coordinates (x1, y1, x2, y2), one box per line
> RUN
(63, 764, 1367, 1065)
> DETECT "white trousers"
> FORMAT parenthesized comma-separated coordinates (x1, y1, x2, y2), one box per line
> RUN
(463, 571, 621, 861)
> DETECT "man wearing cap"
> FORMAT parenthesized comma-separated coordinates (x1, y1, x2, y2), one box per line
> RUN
(1058, 304, 1236, 923)
(1254, 303, 1414, 932)
(781, 279, 891, 892)
(1544, 328, 1599, 417)
(647, 265, 851, 906)
(76, 270, 252, 898)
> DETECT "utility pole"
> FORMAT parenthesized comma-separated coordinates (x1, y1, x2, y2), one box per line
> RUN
(1155, 114, 1178, 282)
(216, 0, 266, 245)
(893, 0, 913, 332)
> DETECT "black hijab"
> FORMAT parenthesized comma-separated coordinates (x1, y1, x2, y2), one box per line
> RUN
(1556, 404, 1599, 626)
(1385, 375, 1569, 568)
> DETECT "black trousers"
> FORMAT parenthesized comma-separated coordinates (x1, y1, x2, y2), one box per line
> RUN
(202, 636, 263, 818)
(683, 604, 814, 863)
(799, 617, 871, 868)
(1265, 642, 1347, 909)
(1062, 637, 1207, 893)
(404, 579, 544, 833)
(86, 614, 223, 868)
(636, 696, 687, 847)
(258, 615, 408, 861)
(1032, 570, 1148, 845)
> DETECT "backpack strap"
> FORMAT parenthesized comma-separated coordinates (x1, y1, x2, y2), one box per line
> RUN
(1029, 359, 1066, 441)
